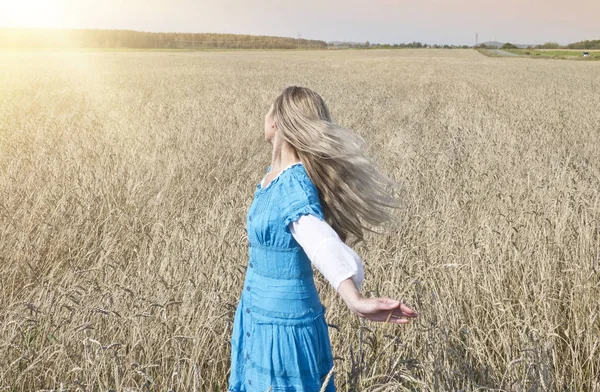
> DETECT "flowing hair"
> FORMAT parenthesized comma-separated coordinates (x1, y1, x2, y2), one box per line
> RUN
(271, 86, 399, 244)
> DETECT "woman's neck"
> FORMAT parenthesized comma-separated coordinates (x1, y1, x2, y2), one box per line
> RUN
(270, 134, 301, 170)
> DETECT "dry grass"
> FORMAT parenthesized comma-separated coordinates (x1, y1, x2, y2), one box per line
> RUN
(0, 49, 599, 391)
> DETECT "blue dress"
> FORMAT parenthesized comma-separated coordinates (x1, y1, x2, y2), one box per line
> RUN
(228, 162, 336, 392)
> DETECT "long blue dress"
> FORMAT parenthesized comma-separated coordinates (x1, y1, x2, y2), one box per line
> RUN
(227, 162, 336, 392)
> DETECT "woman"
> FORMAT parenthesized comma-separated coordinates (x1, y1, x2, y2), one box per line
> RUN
(228, 86, 418, 392)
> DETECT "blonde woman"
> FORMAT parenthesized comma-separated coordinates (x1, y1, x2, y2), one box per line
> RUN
(228, 86, 418, 391)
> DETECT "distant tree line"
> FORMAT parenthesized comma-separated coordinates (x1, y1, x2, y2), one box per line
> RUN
(566, 40, 600, 50)
(0, 28, 328, 50)
(476, 39, 600, 50)
(534, 42, 560, 49)
(372, 42, 470, 49)
(3, 28, 597, 51)
(476, 42, 559, 49)
(331, 41, 470, 49)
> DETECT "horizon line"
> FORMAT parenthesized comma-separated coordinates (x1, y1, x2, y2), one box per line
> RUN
(1, 26, 598, 47)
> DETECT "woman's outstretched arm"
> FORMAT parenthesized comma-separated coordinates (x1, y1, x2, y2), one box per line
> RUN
(290, 214, 418, 324)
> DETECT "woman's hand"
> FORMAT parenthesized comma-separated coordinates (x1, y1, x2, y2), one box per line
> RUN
(349, 297, 418, 324)
(336, 278, 418, 324)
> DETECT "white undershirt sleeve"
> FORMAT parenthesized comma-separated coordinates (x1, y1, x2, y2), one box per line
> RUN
(289, 214, 365, 292)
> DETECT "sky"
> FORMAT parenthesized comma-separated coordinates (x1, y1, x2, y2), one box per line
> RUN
(0, 0, 598, 46)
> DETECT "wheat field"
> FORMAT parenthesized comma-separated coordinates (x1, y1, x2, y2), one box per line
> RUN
(1, 49, 599, 391)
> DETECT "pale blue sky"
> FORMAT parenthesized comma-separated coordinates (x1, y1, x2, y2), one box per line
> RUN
(1, 0, 598, 46)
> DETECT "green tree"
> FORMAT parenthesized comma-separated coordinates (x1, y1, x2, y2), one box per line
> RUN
(536, 42, 560, 49)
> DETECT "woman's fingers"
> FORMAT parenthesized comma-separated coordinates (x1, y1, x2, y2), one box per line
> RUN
(399, 303, 418, 317)
(383, 312, 410, 324)
(352, 298, 418, 324)
(379, 301, 418, 323)
(391, 318, 410, 324)
(376, 298, 418, 318)
(380, 297, 400, 306)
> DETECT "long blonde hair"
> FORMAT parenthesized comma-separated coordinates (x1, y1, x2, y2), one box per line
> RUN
(271, 86, 399, 244)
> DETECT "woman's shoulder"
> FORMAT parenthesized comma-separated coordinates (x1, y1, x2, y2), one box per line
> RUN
(283, 165, 319, 201)
(280, 164, 324, 225)
(285, 164, 318, 193)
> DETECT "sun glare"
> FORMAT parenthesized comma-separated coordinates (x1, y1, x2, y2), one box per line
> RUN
(0, 0, 67, 28)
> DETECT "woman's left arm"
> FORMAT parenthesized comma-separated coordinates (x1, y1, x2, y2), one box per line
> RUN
(290, 215, 418, 324)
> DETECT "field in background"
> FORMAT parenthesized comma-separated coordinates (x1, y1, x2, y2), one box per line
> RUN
(479, 47, 600, 60)
(510, 49, 600, 59)
(1, 49, 599, 391)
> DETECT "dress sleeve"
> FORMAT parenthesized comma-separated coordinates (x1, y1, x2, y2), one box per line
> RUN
(280, 171, 325, 228)
(290, 214, 365, 292)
